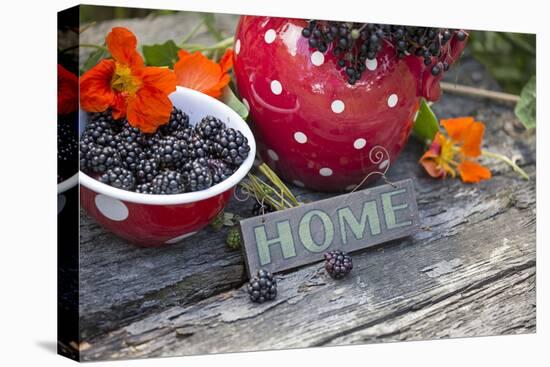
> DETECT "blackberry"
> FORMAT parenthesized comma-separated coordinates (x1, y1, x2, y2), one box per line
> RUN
(252, 202, 275, 216)
(324, 250, 353, 279)
(226, 227, 242, 250)
(153, 136, 188, 169)
(302, 21, 467, 85)
(196, 115, 226, 140)
(80, 143, 121, 174)
(119, 121, 146, 145)
(214, 128, 250, 165)
(81, 113, 121, 148)
(151, 170, 185, 194)
(160, 107, 190, 136)
(117, 141, 146, 172)
(247, 269, 277, 303)
(207, 158, 235, 184)
(135, 182, 154, 194)
(99, 166, 136, 191)
(57, 121, 78, 180)
(183, 159, 213, 192)
(188, 135, 213, 159)
(135, 158, 159, 184)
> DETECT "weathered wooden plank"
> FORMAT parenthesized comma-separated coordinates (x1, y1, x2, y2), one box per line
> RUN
(80, 176, 535, 360)
(77, 12, 536, 359)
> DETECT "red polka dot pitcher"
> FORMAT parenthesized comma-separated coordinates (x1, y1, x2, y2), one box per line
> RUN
(233, 16, 467, 192)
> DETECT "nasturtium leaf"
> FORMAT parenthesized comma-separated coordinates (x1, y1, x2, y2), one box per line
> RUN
(515, 76, 536, 129)
(142, 40, 179, 68)
(412, 98, 440, 144)
(221, 85, 249, 120)
(82, 47, 108, 74)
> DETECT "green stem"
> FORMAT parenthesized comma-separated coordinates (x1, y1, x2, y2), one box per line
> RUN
(482, 150, 530, 181)
(181, 36, 234, 53)
(179, 19, 206, 46)
(59, 43, 107, 54)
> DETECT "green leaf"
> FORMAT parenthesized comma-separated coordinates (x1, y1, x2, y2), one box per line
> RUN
(82, 48, 108, 74)
(221, 85, 249, 120)
(412, 98, 440, 144)
(142, 40, 179, 68)
(515, 76, 536, 129)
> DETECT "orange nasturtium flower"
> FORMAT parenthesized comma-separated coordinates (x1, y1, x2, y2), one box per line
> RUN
(80, 27, 177, 133)
(58, 64, 78, 115)
(174, 48, 234, 98)
(420, 117, 492, 183)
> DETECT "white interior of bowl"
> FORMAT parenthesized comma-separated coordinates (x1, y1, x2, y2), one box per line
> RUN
(79, 86, 256, 205)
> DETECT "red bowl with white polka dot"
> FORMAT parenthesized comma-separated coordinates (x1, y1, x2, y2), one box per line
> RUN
(79, 87, 256, 247)
(233, 16, 467, 192)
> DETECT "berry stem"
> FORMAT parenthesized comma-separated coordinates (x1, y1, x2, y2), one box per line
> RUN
(482, 150, 530, 180)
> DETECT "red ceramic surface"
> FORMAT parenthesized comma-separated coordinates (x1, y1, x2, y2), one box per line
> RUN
(79, 87, 256, 247)
(233, 17, 467, 192)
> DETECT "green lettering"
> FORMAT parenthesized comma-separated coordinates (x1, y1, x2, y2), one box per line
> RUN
(381, 188, 413, 229)
(254, 220, 296, 266)
(337, 201, 381, 244)
(298, 210, 334, 252)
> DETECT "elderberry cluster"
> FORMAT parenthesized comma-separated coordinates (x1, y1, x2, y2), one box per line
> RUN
(301, 21, 467, 84)
(79, 107, 250, 194)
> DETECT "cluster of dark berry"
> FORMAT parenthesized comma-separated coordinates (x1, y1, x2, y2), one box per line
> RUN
(247, 269, 277, 303)
(302, 21, 467, 84)
(79, 107, 250, 194)
(58, 119, 78, 183)
(324, 250, 353, 279)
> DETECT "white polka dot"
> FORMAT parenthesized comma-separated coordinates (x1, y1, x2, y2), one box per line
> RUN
(331, 100, 345, 114)
(271, 80, 282, 95)
(58, 194, 66, 214)
(366, 58, 378, 71)
(267, 149, 279, 161)
(95, 194, 128, 221)
(292, 180, 305, 187)
(235, 39, 241, 55)
(413, 110, 419, 121)
(345, 184, 356, 191)
(319, 167, 333, 176)
(387, 94, 398, 108)
(294, 132, 308, 144)
(379, 159, 390, 170)
(311, 51, 324, 66)
(165, 231, 197, 244)
(242, 98, 250, 111)
(353, 138, 367, 149)
(264, 29, 276, 44)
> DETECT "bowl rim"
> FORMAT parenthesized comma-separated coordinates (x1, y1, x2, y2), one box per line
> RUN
(58, 172, 79, 194)
(79, 86, 256, 205)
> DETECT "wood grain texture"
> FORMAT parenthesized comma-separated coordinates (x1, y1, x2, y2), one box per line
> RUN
(77, 13, 536, 361)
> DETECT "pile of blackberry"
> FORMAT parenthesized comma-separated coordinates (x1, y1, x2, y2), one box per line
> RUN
(79, 107, 250, 194)
(58, 119, 78, 183)
(301, 21, 467, 84)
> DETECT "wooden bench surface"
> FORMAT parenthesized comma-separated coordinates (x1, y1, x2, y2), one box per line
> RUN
(77, 12, 536, 361)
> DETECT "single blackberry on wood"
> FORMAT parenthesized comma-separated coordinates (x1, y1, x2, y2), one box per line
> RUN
(183, 159, 213, 192)
(324, 250, 353, 279)
(153, 136, 188, 169)
(226, 227, 242, 250)
(80, 144, 121, 174)
(160, 107, 190, 136)
(196, 115, 226, 140)
(252, 202, 275, 216)
(247, 269, 277, 303)
(151, 170, 186, 194)
(207, 158, 235, 184)
(99, 166, 136, 191)
(214, 128, 250, 165)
